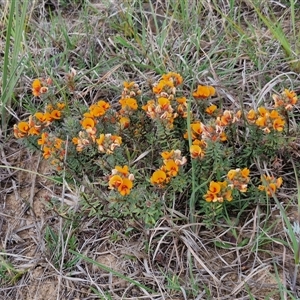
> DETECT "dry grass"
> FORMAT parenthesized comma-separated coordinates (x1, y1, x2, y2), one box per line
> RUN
(1, 0, 300, 299)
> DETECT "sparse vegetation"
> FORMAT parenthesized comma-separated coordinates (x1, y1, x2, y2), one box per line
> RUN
(1, 0, 300, 299)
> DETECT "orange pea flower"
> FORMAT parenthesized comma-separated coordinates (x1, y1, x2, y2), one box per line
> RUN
(272, 117, 285, 132)
(18, 121, 30, 133)
(81, 117, 95, 129)
(162, 72, 183, 86)
(119, 98, 138, 110)
(50, 110, 62, 120)
(32, 79, 42, 97)
(164, 160, 179, 177)
(118, 178, 133, 196)
(109, 175, 123, 189)
(150, 170, 167, 185)
(205, 104, 217, 115)
(114, 165, 129, 177)
(119, 116, 130, 129)
(193, 85, 215, 99)
(190, 144, 204, 159)
(208, 181, 221, 194)
(247, 109, 256, 123)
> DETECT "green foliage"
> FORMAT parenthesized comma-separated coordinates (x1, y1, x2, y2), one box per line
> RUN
(12, 69, 298, 229)
(44, 224, 79, 269)
(1, 0, 30, 135)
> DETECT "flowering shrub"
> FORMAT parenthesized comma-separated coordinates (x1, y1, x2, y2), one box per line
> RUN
(13, 72, 298, 226)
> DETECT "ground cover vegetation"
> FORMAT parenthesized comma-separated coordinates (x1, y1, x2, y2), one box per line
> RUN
(1, 0, 300, 299)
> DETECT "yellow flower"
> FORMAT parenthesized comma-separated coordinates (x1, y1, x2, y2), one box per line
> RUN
(96, 133, 105, 144)
(192, 85, 215, 99)
(258, 106, 268, 117)
(247, 109, 256, 123)
(42, 146, 51, 159)
(227, 169, 236, 181)
(119, 98, 138, 110)
(224, 189, 233, 201)
(276, 177, 283, 188)
(162, 72, 183, 86)
(269, 110, 279, 119)
(81, 117, 95, 129)
(208, 181, 221, 194)
(123, 81, 135, 89)
(176, 97, 187, 104)
(43, 112, 53, 122)
(161, 150, 174, 160)
(158, 97, 171, 110)
(32, 79, 42, 97)
(217, 110, 234, 126)
(259, 175, 283, 197)
(283, 89, 297, 105)
(150, 170, 167, 185)
(191, 122, 203, 135)
(28, 126, 40, 136)
(72, 137, 79, 145)
(109, 175, 123, 189)
(114, 165, 129, 177)
(18, 121, 30, 133)
(54, 138, 63, 149)
(241, 168, 250, 178)
(118, 178, 133, 196)
(204, 191, 217, 202)
(205, 104, 217, 115)
(38, 132, 48, 145)
(255, 116, 267, 127)
(56, 103, 66, 110)
(190, 144, 204, 159)
(119, 116, 130, 129)
(90, 105, 106, 117)
(220, 132, 227, 141)
(50, 110, 62, 120)
(153, 79, 174, 94)
(272, 117, 285, 131)
(97, 100, 110, 110)
(35, 112, 47, 122)
(164, 159, 179, 177)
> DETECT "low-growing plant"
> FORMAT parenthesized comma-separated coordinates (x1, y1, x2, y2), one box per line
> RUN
(13, 71, 298, 227)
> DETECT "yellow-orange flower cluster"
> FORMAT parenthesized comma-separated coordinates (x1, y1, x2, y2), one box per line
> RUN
(150, 150, 186, 187)
(152, 72, 183, 98)
(14, 116, 41, 138)
(35, 102, 65, 124)
(216, 110, 242, 127)
(204, 181, 232, 203)
(205, 104, 218, 115)
(72, 100, 111, 149)
(258, 175, 283, 197)
(117, 81, 141, 129)
(72, 131, 92, 152)
(273, 89, 298, 111)
(37, 132, 65, 170)
(142, 73, 186, 129)
(14, 102, 65, 139)
(121, 81, 141, 100)
(81, 100, 110, 135)
(96, 133, 122, 154)
(246, 107, 285, 133)
(192, 85, 215, 99)
(186, 121, 227, 159)
(72, 132, 122, 154)
(32, 78, 52, 97)
(108, 165, 134, 196)
(227, 168, 250, 192)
